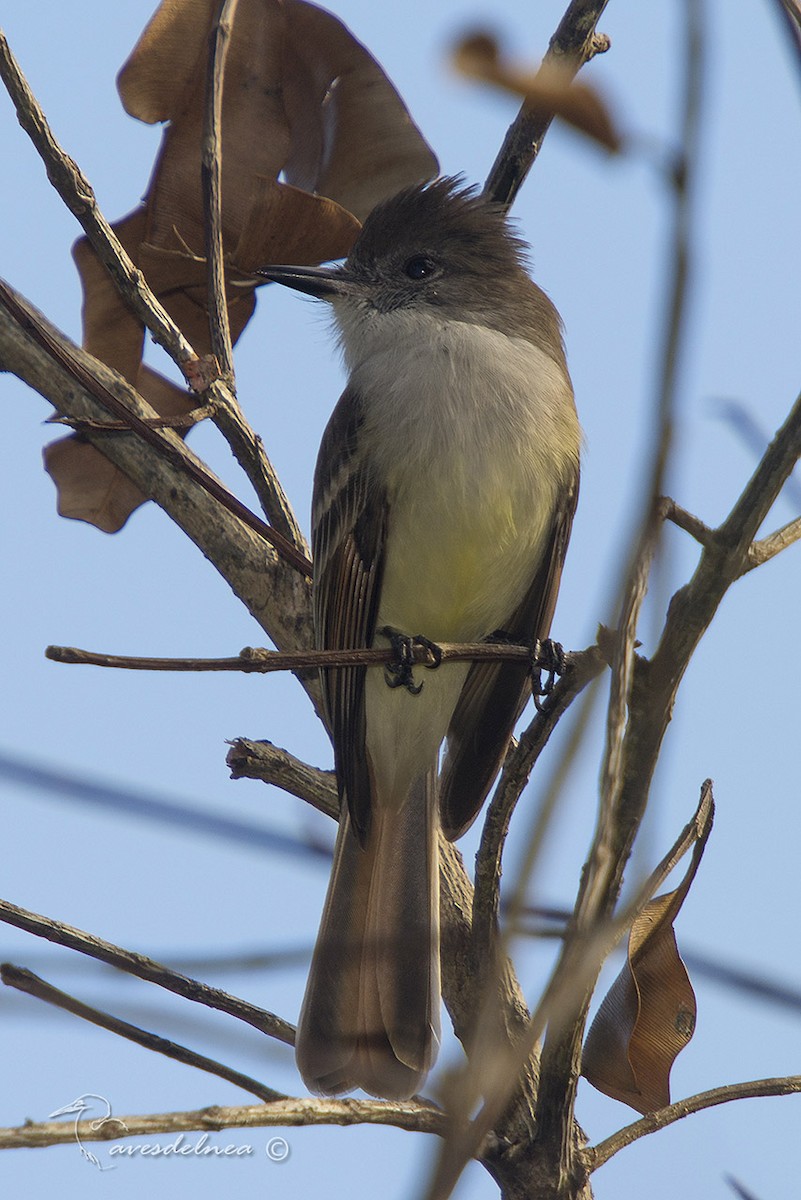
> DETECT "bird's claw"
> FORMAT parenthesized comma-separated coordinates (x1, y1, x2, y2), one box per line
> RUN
(381, 629, 442, 694)
(531, 638, 566, 712)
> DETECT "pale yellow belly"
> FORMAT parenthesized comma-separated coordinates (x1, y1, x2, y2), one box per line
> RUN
(374, 467, 553, 644)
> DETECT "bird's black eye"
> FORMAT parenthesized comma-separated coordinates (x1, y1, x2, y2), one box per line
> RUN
(403, 255, 438, 280)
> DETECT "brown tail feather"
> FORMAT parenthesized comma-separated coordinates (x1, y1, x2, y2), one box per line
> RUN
(295, 769, 440, 1100)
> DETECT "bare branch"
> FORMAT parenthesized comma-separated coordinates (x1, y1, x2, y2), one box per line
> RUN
(1, 964, 286, 1103)
(0, 1098, 448, 1152)
(0, 32, 194, 368)
(226, 739, 338, 820)
(483, 0, 611, 207)
(203, 0, 239, 381)
(660, 496, 717, 549)
(746, 514, 801, 570)
(471, 644, 607, 964)
(0, 899, 295, 1045)
(0, 280, 312, 577)
(45, 639, 579, 674)
(47, 403, 217, 432)
(588, 1074, 801, 1170)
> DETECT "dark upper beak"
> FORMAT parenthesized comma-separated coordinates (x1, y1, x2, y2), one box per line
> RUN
(256, 264, 354, 299)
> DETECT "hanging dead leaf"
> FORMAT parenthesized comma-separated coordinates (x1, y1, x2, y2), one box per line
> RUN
(49, 0, 437, 531)
(451, 29, 622, 154)
(581, 781, 715, 1114)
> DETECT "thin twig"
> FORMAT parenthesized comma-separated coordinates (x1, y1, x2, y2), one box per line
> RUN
(47, 403, 217, 431)
(746, 514, 801, 570)
(0, 1097, 448, 1152)
(483, 0, 611, 207)
(226, 739, 339, 820)
(1, 964, 286, 1103)
(0, 32, 194, 368)
(471, 644, 606, 964)
(588, 1074, 801, 1170)
(202, 0, 239, 381)
(0, 898, 295, 1045)
(45, 640, 572, 674)
(660, 496, 717, 548)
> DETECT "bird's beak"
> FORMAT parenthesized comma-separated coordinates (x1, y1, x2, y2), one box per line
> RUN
(257, 264, 355, 299)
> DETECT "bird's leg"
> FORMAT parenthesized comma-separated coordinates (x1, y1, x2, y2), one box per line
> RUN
(530, 638, 566, 711)
(379, 628, 442, 694)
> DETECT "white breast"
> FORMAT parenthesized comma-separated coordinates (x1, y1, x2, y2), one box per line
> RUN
(341, 309, 580, 641)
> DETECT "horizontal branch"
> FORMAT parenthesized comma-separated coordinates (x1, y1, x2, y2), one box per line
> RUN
(588, 1074, 801, 1170)
(1, 964, 285, 1104)
(45, 640, 580, 674)
(0, 1097, 448, 1152)
(0, 898, 295, 1045)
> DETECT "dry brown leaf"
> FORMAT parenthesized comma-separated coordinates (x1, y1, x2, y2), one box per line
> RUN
(581, 782, 715, 1114)
(280, 0, 439, 218)
(51, 0, 437, 531)
(452, 29, 622, 154)
(46, 215, 200, 532)
(43, 368, 195, 533)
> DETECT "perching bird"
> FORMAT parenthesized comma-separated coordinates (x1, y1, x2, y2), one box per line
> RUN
(262, 178, 580, 1100)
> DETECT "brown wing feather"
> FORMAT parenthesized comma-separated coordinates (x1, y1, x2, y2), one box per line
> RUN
(439, 471, 579, 840)
(312, 386, 387, 843)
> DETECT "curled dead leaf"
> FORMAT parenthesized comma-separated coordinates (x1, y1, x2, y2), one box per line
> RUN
(581, 781, 715, 1114)
(451, 28, 622, 154)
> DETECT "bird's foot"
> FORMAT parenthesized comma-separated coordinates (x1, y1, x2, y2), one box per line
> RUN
(531, 638, 566, 712)
(380, 628, 442, 694)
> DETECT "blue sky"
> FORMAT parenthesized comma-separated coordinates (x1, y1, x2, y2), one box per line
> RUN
(1, 1, 800, 1198)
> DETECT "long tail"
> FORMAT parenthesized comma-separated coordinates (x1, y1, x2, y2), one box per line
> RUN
(295, 768, 440, 1100)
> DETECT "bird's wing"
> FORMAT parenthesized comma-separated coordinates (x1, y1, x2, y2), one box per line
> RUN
(312, 385, 388, 843)
(439, 469, 579, 840)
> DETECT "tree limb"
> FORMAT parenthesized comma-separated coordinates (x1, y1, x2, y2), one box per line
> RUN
(0, 899, 295, 1045)
(203, 0, 239, 381)
(483, 0, 611, 207)
(588, 1074, 801, 1170)
(1, 964, 286, 1103)
(0, 282, 317, 679)
(45, 640, 580, 673)
(0, 1097, 449, 1151)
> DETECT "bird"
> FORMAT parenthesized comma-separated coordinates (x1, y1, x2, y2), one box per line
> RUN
(261, 177, 580, 1100)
